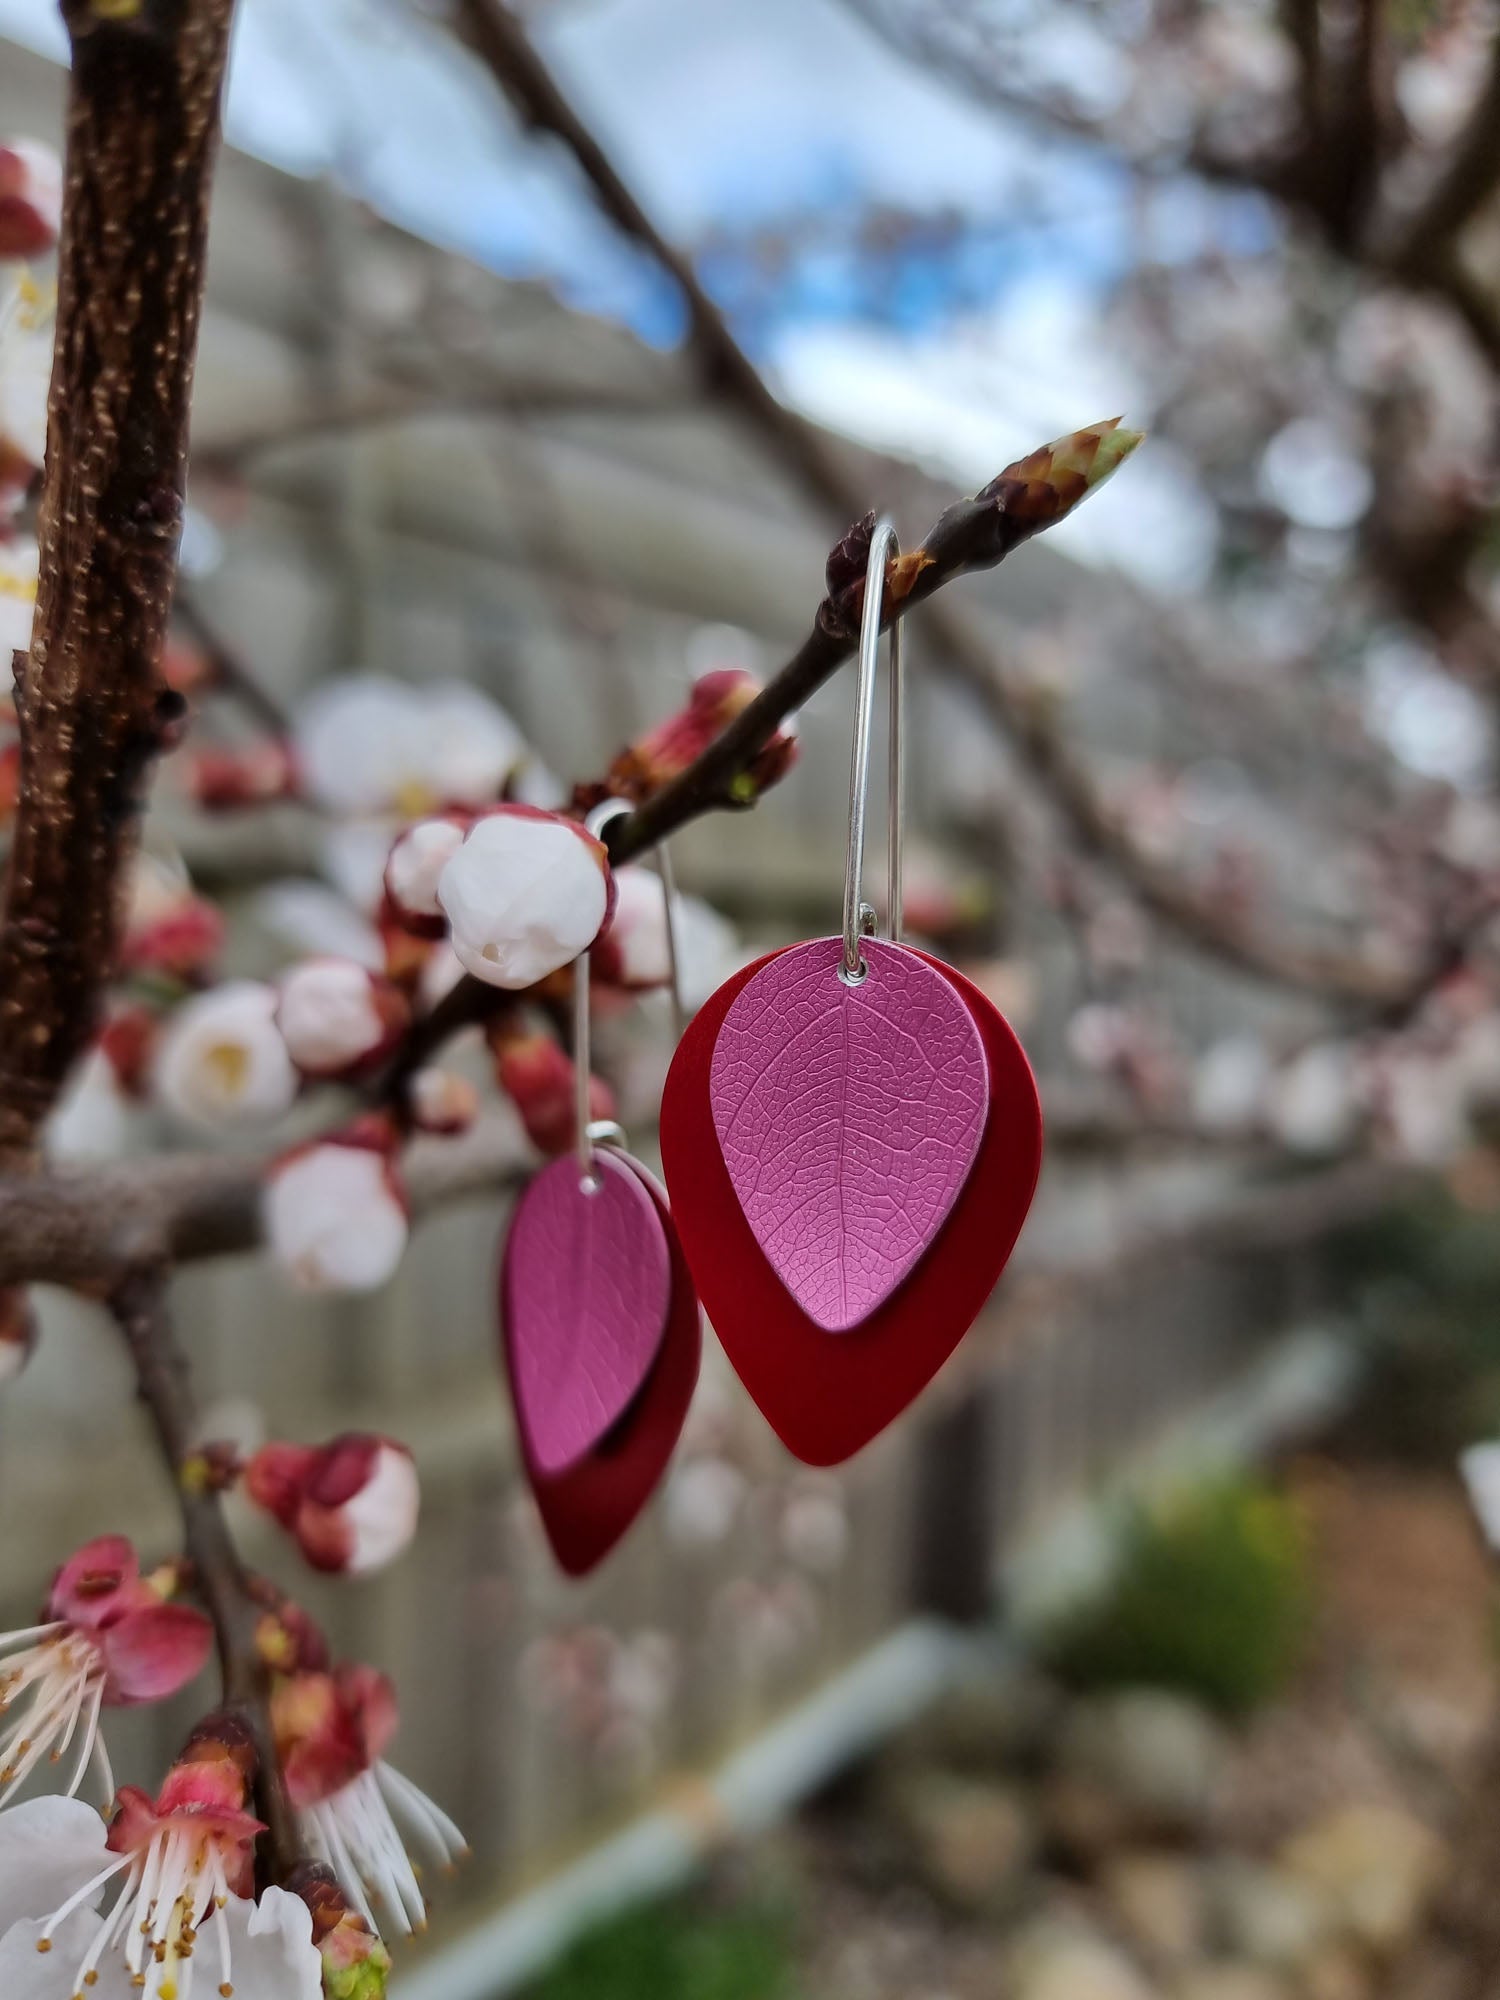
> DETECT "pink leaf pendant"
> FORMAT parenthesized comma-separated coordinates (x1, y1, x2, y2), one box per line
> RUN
(709, 937, 989, 1329)
(500, 1150, 672, 1476)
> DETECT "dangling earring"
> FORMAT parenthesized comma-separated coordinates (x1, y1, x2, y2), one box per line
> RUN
(659, 517, 1043, 1465)
(497, 809, 701, 1573)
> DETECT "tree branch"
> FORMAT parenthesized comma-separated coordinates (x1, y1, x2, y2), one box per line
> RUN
(449, 0, 1429, 1011)
(108, 1264, 299, 1882)
(0, 0, 237, 1165)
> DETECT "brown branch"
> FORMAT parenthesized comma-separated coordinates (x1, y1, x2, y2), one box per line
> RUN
(0, 1076, 1244, 1289)
(0, 0, 238, 1165)
(108, 1265, 299, 1883)
(0, 1111, 532, 1286)
(451, 0, 1428, 1012)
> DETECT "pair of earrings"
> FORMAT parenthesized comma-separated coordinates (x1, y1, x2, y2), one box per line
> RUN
(500, 521, 1043, 1573)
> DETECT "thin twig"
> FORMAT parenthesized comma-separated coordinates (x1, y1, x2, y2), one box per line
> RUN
(108, 1266, 300, 1882)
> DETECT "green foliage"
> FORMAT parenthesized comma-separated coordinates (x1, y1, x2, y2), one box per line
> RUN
(530, 1894, 794, 2000)
(1039, 1475, 1312, 1716)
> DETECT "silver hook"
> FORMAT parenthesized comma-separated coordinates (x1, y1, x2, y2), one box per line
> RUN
(586, 796, 686, 1038)
(571, 943, 600, 1193)
(576, 799, 633, 1193)
(841, 517, 904, 984)
(654, 839, 686, 1041)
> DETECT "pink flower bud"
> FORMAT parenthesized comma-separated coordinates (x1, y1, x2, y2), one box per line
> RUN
(276, 957, 410, 1079)
(121, 895, 227, 982)
(409, 1065, 479, 1135)
(592, 864, 673, 989)
(437, 805, 613, 989)
(384, 815, 468, 934)
(184, 737, 300, 811)
(0, 140, 61, 256)
(491, 1023, 616, 1155)
(607, 668, 799, 802)
(264, 1126, 409, 1293)
(155, 980, 298, 1129)
(247, 1434, 420, 1577)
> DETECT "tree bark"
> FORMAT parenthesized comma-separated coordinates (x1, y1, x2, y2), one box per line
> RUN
(0, 0, 237, 1163)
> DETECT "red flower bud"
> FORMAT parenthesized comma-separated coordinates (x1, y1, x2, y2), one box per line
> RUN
(490, 1022, 616, 1156)
(185, 738, 300, 811)
(245, 1434, 420, 1577)
(606, 668, 798, 803)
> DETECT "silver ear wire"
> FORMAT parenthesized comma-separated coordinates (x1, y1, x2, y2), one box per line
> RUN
(842, 517, 904, 984)
(571, 943, 601, 1194)
(577, 799, 637, 1192)
(654, 839, 686, 1041)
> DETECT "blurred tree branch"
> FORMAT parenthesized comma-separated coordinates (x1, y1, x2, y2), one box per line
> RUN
(448, 0, 1446, 1010)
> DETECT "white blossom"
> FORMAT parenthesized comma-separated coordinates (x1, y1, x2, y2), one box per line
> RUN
(254, 880, 384, 972)
(154, 982, 298, 1131)
(265, 1142, 408, 1294)
(595, 865, 673, 988)
(438, 810, 610, 989)
(1193, 1036, 1271, 1133)
(1269, 1043, 1360, 1155)
(295, 674, 524, 817)
(385, 817, 465, 922)
(0, 534, 37, 665)
(276, 958, 396, 1076)
(0, 1798, 320, 2000)
(0, 272, 51, 478)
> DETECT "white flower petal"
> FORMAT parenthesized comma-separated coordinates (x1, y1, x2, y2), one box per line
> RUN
(266, 1144, 408, 1294)
(0, 536, 38, 667)
(341, 1444, 420, 1575)
(0, 1912, 98, 2000)
(154, 981, 298, 1131)
(238, 1886, 322, 2000)
(296, 674, 523, 816)
(0, 1798, 110, 1937)
(0, 1889, 322, 2000)
(277, 959, 386, 1074)
(438, 813, 608, 990)
(256, 880, 384, 972)
(600, 867, 672, 987)
(417, 684, 525, 809)
(386, 819, 465, 920)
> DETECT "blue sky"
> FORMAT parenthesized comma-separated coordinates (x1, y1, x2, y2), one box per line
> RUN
(0, 0, 1258, 581)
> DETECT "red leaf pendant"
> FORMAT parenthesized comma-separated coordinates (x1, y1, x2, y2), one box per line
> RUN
(661, 943, 1042, 1465)
(500, 1150, 672, 1476)
(513, 1158, 702, 1578)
